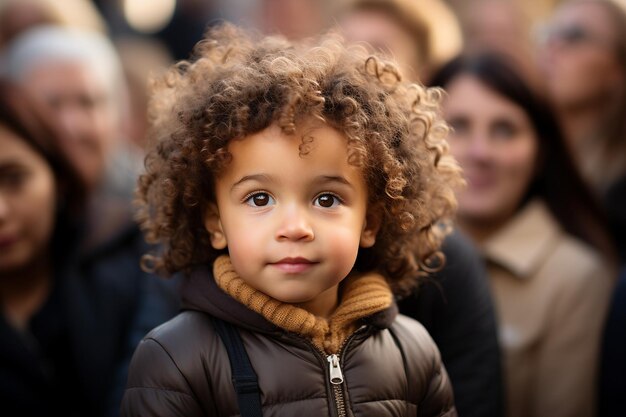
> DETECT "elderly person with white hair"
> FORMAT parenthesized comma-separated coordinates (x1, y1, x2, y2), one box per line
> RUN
(2, 25, 137, 206)
(0, 26, 179, 417)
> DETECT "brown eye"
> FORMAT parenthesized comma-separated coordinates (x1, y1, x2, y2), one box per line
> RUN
(245, 192, 274, 207)
(315, 194, 340, 208)
(253, 194, 268, 206)
(491, 120, 518, 140)
(0, 170, 28, 190)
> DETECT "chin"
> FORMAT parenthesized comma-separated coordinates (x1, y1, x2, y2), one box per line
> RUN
(459, 206, 502, 224)
(459, 202, 496, 219)
(271, 292, 314, 304)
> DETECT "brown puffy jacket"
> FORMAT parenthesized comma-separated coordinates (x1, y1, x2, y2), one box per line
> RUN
(121, 266, 456, 416)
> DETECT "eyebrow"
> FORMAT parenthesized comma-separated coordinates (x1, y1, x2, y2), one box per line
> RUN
(315, 175, 354, 189)
(230, 174, 354, 191)
(231, 174, 274, 191)
(0, 161, 26, 171)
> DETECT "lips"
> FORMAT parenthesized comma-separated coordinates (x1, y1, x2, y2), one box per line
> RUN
(467, 176, 495, 189)
(464, 171, 496, 190)
(270, 257, 318, 273)
(0, 235, 18, 249)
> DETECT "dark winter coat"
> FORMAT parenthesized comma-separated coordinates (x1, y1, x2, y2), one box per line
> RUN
(0, 223, 179, 417)
(399, 231, 504, 417)
(121, 265, 456, 417)
(599, 266, 626, 416)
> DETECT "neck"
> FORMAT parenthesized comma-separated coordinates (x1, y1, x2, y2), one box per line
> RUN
(0, 255, 53, 330)
(296, 284, 339, 319)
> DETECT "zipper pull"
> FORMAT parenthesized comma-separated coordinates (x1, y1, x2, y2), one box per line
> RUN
(327, 354, 344, 385)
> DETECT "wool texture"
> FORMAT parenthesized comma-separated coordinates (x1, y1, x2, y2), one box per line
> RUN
(213, 255, 393, 354)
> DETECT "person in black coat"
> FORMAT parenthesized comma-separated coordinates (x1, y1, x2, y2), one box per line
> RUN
(598, 266, 626, 416)
(0, 79, 177, 417)
(1, 26, 181, 416)
(399, 230, 504, 417)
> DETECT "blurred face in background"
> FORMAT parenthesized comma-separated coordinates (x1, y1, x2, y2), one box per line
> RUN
(340, 9, 421, 81)
(443, 75, 538, 230)
(0, 124, 56, 274)
(22, 60, 119, 190)
(537, 1, 623, 110)
(260, 0, 327, 40)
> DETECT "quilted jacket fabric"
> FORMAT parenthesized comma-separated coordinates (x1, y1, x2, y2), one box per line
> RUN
(121, 266, 456, 417)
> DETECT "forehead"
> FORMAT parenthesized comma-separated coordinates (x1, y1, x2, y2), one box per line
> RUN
(342, 9, 411, 46)
(220, 121, 365, 180)
(444, 75, 529, 120)
(0, 124, 45, 166)
(445, 74, 522, 113)
(229, 122, 348, 161)
(23, 60, 109, 98)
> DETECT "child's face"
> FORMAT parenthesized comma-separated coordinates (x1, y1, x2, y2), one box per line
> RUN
(205, 121, 379, 318)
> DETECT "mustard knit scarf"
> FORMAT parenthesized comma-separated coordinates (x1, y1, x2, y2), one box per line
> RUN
(213, 255, 393, 354)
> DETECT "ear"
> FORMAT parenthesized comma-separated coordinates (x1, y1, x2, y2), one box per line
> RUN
(360, 205, 382, 248)
(204, 203, 227, 250)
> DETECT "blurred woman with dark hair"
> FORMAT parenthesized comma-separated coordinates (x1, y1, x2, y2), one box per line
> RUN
(431, 53, 616, 417)
(0, 79, 86, 323)
(0, 78, 157, 417)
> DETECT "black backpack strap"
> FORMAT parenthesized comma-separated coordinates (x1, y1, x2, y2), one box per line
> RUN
(211, 316, 263, 417)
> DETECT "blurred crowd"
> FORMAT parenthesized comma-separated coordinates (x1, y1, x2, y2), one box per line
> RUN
(0, 0, 624, 416)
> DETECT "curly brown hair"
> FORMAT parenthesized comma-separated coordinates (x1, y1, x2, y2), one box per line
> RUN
(136, 23, 463, 296)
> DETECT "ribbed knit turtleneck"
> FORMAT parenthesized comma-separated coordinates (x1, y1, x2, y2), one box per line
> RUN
(213, 255, 393, 354)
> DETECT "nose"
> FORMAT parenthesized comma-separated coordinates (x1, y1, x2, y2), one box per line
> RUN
(465, 133, 492, 163)
(537, 34, 566, 70)
(275, 203, 314, 242)
(58, 105, 93, 141)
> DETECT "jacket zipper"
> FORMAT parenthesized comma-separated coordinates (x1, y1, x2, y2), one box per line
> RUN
(325, 325, 368, 417)
(327, 354, 346, 417)
(327, 354, 344, 384)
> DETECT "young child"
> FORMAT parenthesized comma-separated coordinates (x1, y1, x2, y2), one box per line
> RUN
(122, 23, 462, 417)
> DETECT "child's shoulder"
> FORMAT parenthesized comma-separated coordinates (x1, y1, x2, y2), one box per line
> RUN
(125, 311, 226, 414)
(390, 314, 441, 361)
(144, 310, 216, 345)
(387, 314, 454, 409)
(128, 311, 226, 388)
(136, 310, 223, 371)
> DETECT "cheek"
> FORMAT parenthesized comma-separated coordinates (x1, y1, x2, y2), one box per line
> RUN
(499, 141, 537, 190)
(512, 141, 536, 172)
(587, 55, 623, 92)
(38, 182, 57, 230)
(549, 54, 587, 92)
(26, 177, 57, 243)
(97, 106, 120, 142)
(322, 224, 362, 271)
(584, 50, 617, 70)
(559, 51, 612, 88)
(449, 139, 468, 162)
(222, 222, 267, 271)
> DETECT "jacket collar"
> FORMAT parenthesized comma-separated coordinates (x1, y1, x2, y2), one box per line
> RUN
(181, 264, 276, 332)
(180, 263, 398, 336)
(482, 199, 561, 279)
